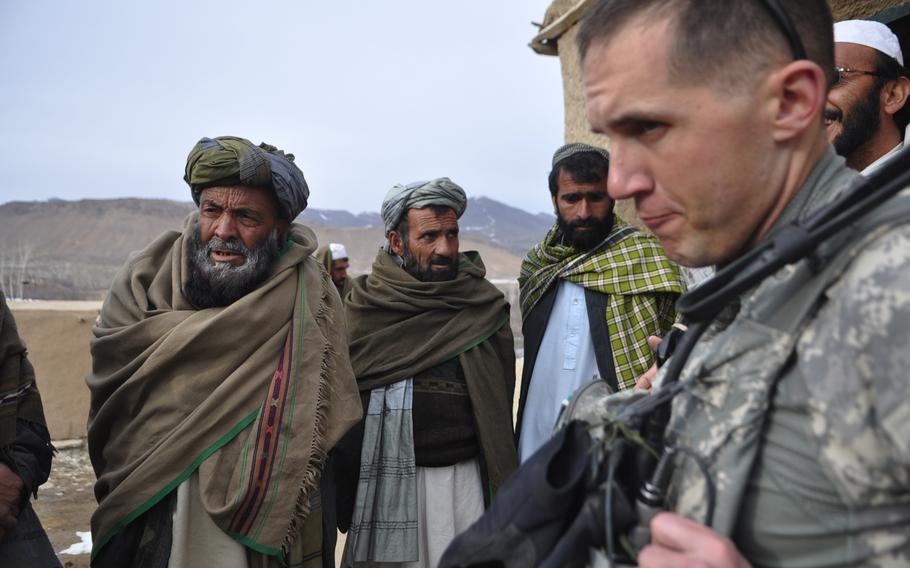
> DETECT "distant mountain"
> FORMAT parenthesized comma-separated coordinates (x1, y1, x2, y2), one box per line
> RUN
(0, 196, 545, 300)
(300, 196, 553, 256)
(299, 208, 384, 229)
(459, 196, 553, 256)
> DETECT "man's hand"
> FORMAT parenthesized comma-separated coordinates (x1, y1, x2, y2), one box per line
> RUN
(0, 463, 23, 541)
(635, 336, 663, 391)
(639, 512, 751, 568)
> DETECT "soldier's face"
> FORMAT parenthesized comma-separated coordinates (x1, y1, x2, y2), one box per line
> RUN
(583, 16, 783, 267)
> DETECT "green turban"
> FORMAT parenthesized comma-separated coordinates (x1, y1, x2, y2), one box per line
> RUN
(381, 177, 467, 241)
(184, 136, 309, 220)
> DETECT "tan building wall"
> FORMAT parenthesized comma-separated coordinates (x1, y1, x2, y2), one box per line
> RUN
(531, 0, 910, 225)
(12, 303, 99, 440)
(831, 0, 908, 19)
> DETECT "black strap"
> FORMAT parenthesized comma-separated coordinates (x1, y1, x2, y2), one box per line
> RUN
(758, 0, 806, 60)
(515, 283, 560, 443)
(585, 288, 619, 392)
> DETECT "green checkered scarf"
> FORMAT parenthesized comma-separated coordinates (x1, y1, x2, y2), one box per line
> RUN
(519, 216, 685, 389)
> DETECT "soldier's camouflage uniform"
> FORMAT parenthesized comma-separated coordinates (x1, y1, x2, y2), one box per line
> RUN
(654, 147, 910, 567)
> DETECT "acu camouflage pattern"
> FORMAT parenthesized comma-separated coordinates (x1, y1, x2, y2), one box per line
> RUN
(650, 157, 910, 565)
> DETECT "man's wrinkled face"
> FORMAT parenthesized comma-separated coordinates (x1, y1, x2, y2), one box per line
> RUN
(331, 258, 349, 286)
(390, 207, 460, 282)
(198, 186, 286, 266)
(553, 170, 614, 250)
(825, 43, 883, 159)
(183, 186, 288, 308)
(583, 17, 781, 267)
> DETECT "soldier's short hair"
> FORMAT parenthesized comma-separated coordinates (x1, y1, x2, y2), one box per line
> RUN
(578, 0, 835, 94)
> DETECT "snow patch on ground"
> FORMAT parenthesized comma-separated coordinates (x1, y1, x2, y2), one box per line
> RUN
(60, 531, 92, 555)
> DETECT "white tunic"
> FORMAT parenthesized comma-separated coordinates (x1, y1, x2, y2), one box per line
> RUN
(518, 280, 600, 463)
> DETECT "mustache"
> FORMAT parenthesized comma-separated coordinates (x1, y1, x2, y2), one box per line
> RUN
(566, 218, 600, 230)
(428, 254, 455, 267)
(205, 237, 248, 257)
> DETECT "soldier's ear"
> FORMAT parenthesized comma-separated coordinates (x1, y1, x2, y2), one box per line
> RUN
(768, 59, 828, 143)
(389, 231, 405, 257)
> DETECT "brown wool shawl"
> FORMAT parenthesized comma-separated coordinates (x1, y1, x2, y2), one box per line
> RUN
(86, 215, 362, 561)
(345, 250, 518, 494)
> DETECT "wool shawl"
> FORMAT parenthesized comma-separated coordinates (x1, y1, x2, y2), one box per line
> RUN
(86, 215, 362, 562)
(345, 250, 517, 494)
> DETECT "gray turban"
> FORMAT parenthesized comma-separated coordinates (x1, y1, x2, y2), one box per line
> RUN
(381, 177, 467, 238)
(184, 136, 309, 220)
(552, 142, 610, 167)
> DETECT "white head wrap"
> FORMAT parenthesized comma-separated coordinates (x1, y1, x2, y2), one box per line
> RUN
(834, 20, 904, 65)
(329, 243, 348, 261)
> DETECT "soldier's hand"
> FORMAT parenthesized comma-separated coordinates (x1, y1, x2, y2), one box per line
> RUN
(635, 336, 663, 391)
(0, 463, 23, 541)
(639, 512, 751, 568)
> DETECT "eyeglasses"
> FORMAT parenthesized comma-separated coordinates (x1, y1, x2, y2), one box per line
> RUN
(832, 66, 884, 86)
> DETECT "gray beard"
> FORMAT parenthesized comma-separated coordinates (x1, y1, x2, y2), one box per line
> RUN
(183, 224, 281, 309)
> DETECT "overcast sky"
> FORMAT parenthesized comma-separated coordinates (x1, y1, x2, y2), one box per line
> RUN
(0, 1, 565, 215)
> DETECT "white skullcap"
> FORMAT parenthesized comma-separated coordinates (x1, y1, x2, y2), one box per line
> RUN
(834, 20, 903, 66)
(329, 243, 348, 261)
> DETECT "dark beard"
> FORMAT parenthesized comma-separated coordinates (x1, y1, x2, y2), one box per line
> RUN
(557, 214, 614, 251)
(401, 249, 458, 282)
(833, 83, 883, 160)
(183, 224, 281, 309)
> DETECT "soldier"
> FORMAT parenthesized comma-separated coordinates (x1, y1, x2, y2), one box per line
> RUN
(578, 0, 910, 565)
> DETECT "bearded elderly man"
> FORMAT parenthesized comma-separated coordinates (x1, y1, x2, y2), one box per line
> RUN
(340, 178, 517, 567)
(87, 136, 362, 568)
(578, 0, 910, 565)
(515, 143, 683, 462)
(826, 20, 910, 175)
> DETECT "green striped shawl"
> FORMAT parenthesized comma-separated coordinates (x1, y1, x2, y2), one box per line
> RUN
(519, 216, 685, 389)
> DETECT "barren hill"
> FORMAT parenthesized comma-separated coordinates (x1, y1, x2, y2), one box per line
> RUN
(0, 197, 545, 300)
